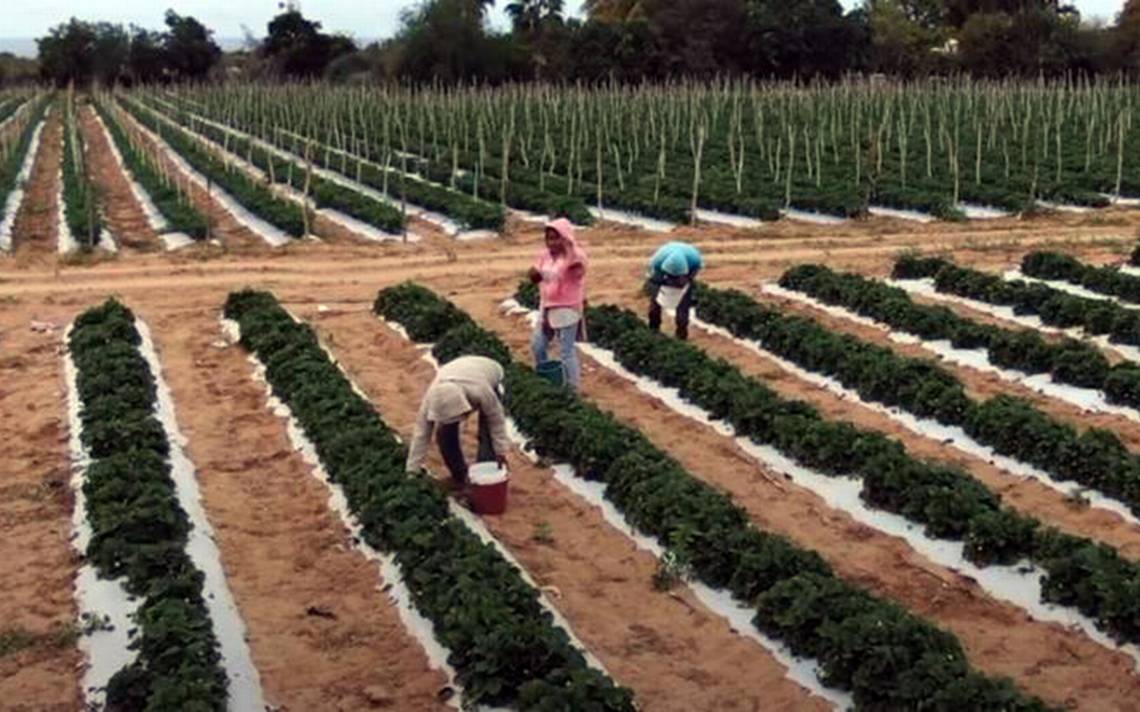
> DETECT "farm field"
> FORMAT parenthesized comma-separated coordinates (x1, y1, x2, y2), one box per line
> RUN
(6, 86, 1140, 711)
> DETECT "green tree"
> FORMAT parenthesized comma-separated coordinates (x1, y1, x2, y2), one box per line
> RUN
(163, 10, 222, 81)
(260, 10, 356, 78)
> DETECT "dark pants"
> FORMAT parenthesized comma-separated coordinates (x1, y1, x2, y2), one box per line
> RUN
(649, 279, 696, 341)
(436, 410, 496, 484)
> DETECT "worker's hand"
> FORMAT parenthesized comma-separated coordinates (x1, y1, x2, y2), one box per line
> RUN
(528, 266, 543, 283)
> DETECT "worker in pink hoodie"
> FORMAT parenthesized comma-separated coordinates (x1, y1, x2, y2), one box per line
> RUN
(527, 218, 587, 389)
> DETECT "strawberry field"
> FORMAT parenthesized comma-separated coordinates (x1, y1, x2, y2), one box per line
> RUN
(4, 81, 1140, 711)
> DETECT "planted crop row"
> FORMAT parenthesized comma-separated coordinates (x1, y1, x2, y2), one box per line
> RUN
(894, 255, 1140, 350)
(119, 98, 306, 238)
(223, 288, 633, 710)
(1022, 251, 1140, 306)
(61, 96, 104, 249)
(780, 264, 1140, 514)
(69, 300, 226, 709)
(0, 97, 49, 226)
(786, 262, 1140, 411)
(146, 95, 505, 233)
(138, 98, 407, 235)
(94, 98, 208, 240)
(515, 280, 1140, 648)
(158, 82, 1140, 225)
(375, 282, 1052, 711)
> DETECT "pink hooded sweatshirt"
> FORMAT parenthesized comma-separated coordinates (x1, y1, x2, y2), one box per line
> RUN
(535, 218, 588, 310)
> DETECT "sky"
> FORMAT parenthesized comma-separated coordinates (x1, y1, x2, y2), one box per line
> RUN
(0, 0, 1128, 54)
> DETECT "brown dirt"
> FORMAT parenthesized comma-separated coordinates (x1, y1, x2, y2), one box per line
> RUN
(288, 299, 828, 712)
(0, 301, 82, 709)
(450, 281, 1140, 711)
(9, 112, 62, 267)
(77, 104, 160, 252)
(130, 298, 451, 711)
(1, 201, 1140, 708)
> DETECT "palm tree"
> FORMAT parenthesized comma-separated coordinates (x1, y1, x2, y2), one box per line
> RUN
(583, 0, 648, 22)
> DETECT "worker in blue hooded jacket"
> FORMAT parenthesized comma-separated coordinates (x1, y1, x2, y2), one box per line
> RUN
(647, 241, 704, 340)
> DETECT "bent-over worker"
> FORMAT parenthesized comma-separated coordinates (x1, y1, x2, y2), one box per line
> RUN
(405, 355, 511, 485)
(648, 241, 704, 340)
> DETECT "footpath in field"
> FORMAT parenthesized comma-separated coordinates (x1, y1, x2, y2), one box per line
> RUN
(134, 300, 451, 710)
(0, 304, 82, 706)
(289, 297, 832, 712)
(76, 104, 161, 252)
(457, 281, 1140, 710)
(9, 111, 62, 263)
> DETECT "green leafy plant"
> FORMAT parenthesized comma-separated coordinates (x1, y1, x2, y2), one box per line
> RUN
(69, 299, 226, 710)
(374, 282, 1054, 710)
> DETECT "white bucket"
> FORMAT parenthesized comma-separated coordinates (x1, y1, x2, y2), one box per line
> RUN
(469, 462, 509, 486)
(657, 285, 689, 310)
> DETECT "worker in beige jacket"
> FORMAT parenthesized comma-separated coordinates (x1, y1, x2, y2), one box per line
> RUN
(405, 355, 511, 484)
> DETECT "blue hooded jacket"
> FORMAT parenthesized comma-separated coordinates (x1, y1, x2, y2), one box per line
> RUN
(649, 242, 704, 280)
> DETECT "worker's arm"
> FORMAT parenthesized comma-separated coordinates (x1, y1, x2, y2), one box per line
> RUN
(405, 398, 434, 473)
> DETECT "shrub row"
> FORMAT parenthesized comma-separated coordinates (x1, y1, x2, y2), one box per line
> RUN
(893, 254, 1140, 348)
(785, 263, 1140, 410)
(70, 300, 227, 709)
(61, 99, 103, 249)
(120, 98, 306, 238)
(780, 264, 1140, 513)
(518, 279, 1140, 647)
(95, 100, 208, 240)
(376, 281, 1054, 710)
(1022, 251, 1140, 305)
(224, 289, 632, 710)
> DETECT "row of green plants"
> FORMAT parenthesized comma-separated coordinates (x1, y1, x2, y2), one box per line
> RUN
(94, 98, 208, 241)
(0, 96, 50, 228)
(893, 254, 1140, 352)
(70, 300, 227, 709)
(780, 263, 1140, 513)
(61, 96, 105, 249)
(1022, 251, 1140, 305)
(224, 288, 633, 710)
(160, 82, 1140, 230)
(119, 98, 306, 239)
(375, 281, 1053, 711)
(780, 262, 1140, 412)
(515, 280, 1140, 648)
(150, 96, 507, 233)
(138, 97, 409, 235)
(0, 95, 29, 128)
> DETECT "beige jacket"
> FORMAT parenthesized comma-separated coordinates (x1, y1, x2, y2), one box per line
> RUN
(405, 356, 511, 472)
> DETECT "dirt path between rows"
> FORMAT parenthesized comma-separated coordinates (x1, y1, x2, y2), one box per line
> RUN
(0, 303, 82, 709)
(9, 111, 62, 267)
(135, 299, 450, 711)
(78, 104, 160, 253)
(449, 279, 1140, 711)
(292, 298, 829, 712)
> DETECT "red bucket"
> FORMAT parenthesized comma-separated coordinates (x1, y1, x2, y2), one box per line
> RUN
(468, 462, 509, 515)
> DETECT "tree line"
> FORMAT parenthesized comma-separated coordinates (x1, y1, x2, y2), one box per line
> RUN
(20, 0, 1140, 87)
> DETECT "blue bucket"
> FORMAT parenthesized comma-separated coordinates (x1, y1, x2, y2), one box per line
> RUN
(536, 360, 564, 386)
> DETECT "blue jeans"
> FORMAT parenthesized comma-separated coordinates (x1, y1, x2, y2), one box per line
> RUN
(531, 322, 581, 389)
